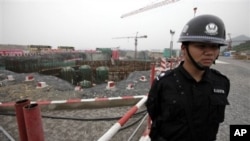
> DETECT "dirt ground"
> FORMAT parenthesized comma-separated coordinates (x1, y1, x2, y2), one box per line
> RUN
(0, 70, 151, 102)
(1, 57, 250, 141)
(0, 69, 151, 141)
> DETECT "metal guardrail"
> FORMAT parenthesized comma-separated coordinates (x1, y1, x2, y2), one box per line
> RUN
(0, 126, 15, 141)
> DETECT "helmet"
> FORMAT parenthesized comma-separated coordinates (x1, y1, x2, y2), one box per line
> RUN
(178, 14, 227, 46)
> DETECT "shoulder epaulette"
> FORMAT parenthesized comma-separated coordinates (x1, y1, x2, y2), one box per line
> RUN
(156, 70, 173, 81)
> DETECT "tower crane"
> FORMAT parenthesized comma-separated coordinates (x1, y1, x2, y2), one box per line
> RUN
(121, 0, 180, 18)
(113, 32, 147, 59)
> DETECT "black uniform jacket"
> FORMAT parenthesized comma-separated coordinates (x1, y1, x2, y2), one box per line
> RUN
(146, 63, 230, 141)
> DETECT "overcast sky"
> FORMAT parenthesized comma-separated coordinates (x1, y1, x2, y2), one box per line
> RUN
(0, 0, 249, 51)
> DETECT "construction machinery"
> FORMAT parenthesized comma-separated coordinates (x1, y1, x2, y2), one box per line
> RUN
(113, 32, 147, 60)
(121, 0, 181, 18)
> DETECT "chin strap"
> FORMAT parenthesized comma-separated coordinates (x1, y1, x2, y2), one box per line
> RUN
(186, 47, 209, 70)
(213, 55, 219, 64)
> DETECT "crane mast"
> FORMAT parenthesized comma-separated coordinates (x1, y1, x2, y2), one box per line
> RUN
(113, 32, 147, 59)
(227, 33, 232, 51)
(121, 0, 180, 18)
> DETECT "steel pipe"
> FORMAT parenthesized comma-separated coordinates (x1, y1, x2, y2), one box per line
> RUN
(15, 99, 30, 141)
(23, 103, 45, 141)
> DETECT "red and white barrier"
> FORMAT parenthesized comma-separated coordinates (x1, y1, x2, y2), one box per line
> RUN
(158, 58, 169, 73)
(139, 128, 151, 141)
(159, 57, 183, 73)
(0, 126, 15, 141)
(160, 58, 167, 70)
(139, 113, 152, 141)
(97, 95, 147, 141)
(0, 95, 145, 107)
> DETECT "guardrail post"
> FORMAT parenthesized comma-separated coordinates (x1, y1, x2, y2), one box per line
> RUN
(98, 96, 147, 141)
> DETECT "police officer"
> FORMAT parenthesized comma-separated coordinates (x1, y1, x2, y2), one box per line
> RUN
(146, 14, 230, 141)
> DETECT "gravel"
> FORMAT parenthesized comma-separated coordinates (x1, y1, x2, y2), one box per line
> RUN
(0, 69, 151, 103)
(1, 56, 250, 141)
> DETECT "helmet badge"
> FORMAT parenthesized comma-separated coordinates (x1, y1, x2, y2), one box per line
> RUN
(182, 25, 189, 33)
(205, 23, 218, 35)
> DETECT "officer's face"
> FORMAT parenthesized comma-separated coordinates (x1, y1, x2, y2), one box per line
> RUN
(187, 42, 220, 67)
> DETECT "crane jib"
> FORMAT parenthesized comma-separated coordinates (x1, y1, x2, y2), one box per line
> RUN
(121, 0, 180, 18)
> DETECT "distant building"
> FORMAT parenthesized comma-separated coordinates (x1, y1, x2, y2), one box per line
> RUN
(0, 44, 28, 50)
(149, 49, 163, 59)
(28, 45, 52, 53)
(0, 44, 28, 56)
(58, 46, 75, 52)
(149, 48, 181, 59)
(0, 49, 24, 56)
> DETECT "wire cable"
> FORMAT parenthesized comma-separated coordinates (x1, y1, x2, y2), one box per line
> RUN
(0, 109, 147, 122)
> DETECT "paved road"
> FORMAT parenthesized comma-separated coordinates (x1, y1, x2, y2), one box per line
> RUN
(213, 56, 250, 141)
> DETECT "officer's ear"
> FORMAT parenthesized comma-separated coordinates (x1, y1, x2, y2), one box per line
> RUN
(181, 42, 189, 49)
(181, 44, 186, 50)
(181, 44, 187, 56)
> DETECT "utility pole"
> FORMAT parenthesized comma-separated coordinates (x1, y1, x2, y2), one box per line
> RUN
(170, 30, 175, 58)
(193, 7, 197, 17)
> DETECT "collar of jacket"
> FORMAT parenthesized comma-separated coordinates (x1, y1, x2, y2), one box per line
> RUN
(176, 62, 212, 83)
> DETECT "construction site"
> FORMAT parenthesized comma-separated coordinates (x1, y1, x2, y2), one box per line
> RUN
(1, 0, 250, 141)
(1, 51, 250, 141)
(0, 38, 181, 141)
(0, 46, 177, 141)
